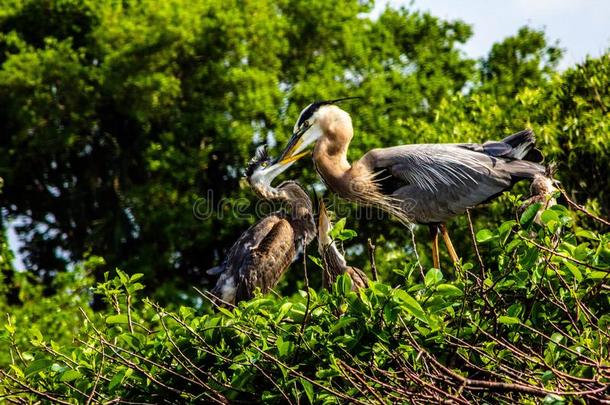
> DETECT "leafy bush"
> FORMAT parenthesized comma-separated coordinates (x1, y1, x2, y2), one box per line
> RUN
(1, 201, 608, 403)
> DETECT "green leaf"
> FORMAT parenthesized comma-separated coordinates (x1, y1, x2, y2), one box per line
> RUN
(425, 268, 443, 286)
(179, 306, 195, 319)
(588, 271, 609, 280)
(9, 364, 24, 379)
(276, 336, 293, 357)
(60, 369, 82, 382)
(436, 284, 463, 297)
(550, 332, 563, 344)
(542, 394, 565, 404)
(106, 314, 129, 325)
(308, 255, 323, 269)
(108, 369, 126, 391)
(338, 274, 352, 295)
(498, 220, 517, 241)
(575, 229, 598, 240)
(564, 262, 583, 282)
(301, 379, 315, 404)
(540, 210, 560, 230)
(4, 322, 15, 335)
(329, 218, 346, 240)
(29, 327, 43, 343)
(498, 316, 520, 325)
(330, 317, 358, 334)
(395, 290, 427, 323)
(476, 229, 494, 243)
(328, 217, 357, 241)
(276, 302, 292, 322)
(218, 307, 234, 318)
(507, 303, 523, 317)
(541, 370, 555, 384)
(129, 282, 145, 292)
(116, 269, 129, 284)
(25, 359, 53, 376)
(520, 202, 542, 227)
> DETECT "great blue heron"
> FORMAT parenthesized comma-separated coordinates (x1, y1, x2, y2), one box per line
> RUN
(317, 199, 368, 290)
(273, 100, 545, 268)
(207, 147, 315, 305)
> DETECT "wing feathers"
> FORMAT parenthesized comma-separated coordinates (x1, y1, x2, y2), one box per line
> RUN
(362, 138, 545, 223)
(236, 219, 296, 302)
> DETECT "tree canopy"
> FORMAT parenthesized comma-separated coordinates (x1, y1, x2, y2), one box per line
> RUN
(6, 0, 605, 295)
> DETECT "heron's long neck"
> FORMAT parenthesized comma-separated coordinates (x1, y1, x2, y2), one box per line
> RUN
(323, 242, 347, 268)
(313, 137, 353, 195)
(321, 243, 348, 288)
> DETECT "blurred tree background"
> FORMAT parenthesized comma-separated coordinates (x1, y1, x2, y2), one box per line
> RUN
(0, 0, 608, 300)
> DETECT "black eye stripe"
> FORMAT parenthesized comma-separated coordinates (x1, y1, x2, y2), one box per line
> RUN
(296, 100, 333, 128)
(296, 103, 319, 128)
(297, 97, 361, 128)
(295, 97, 359, 129)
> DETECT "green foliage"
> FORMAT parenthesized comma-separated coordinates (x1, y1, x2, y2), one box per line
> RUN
(480, 27, 562, 98)
(1, 202, 609, 402)
(0, 256, 102, 367)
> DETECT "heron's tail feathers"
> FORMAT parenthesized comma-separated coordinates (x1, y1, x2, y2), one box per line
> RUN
(501, 129, 544, 163)
(507, 160, 546, 180)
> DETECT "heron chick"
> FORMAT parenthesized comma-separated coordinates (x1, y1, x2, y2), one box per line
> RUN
(519, 166, 557, 225)
(318, 200, 368, 290)
(207, 146, 315, 305)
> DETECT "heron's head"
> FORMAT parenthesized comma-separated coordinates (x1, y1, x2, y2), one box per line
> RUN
(247, 145, 295, 198)
(275, 97, 358, 165)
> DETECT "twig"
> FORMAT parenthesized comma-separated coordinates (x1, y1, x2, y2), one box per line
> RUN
(466, 209, 485, 279)
(126, 294, 134, 334)
(515, 232, 609, 272)
(157, 315, 229, 404)
(560, 188, 610, 227)
(0, 371, 73, 405)
(249, 361, 294, 404)
(336, 359, 391, 404)
(193, 286, 237, 309)
(85, 344, 105, 405)
(367, 238, 379, 281)
(404, 324, 608, 398)
(409, 225, 426, 280)
(250, 346, 367, 404)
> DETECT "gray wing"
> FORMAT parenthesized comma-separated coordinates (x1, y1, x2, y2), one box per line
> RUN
(235, 218, 296, 302)
(362, 142, 544, 223)
(209, 214, 285, 304)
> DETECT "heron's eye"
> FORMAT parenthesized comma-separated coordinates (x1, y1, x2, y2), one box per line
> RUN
(302, 120, 310, 128)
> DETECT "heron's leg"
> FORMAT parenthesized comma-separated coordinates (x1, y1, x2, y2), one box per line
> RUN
(429, 224, 440, 269)
(439, 224, 459, 264)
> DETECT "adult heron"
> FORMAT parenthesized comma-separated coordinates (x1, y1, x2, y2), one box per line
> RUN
(273, 100, 545, 267)
(207, 147, 315, 305)
(317, 199, 368, 290)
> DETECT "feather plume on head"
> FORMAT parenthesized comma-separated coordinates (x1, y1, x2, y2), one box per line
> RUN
(245, 144, 270, 177)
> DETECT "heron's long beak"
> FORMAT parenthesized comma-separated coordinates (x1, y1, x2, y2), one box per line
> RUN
(275, 126, 310, 165)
